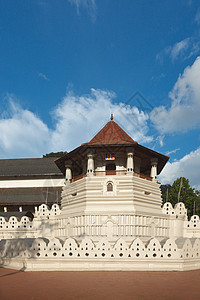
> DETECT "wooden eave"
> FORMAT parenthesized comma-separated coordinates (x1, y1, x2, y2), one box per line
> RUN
(55, 142, 169, 175)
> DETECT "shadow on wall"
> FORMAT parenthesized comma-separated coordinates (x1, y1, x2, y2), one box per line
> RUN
(1, 235, 200, 268)
(0, 204, 60, 270)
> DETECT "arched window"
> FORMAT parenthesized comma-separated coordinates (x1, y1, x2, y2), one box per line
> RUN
(107, 182, 113, 192)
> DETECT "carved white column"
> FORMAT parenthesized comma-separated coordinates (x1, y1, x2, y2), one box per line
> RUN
(126, 151, 134, 174)
(65, 166, 72, 184)
(150, 158, 158, 181)
(87, 154, 94, 176)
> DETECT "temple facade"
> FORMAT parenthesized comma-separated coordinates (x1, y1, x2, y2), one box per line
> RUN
(1, 117, 200, 271)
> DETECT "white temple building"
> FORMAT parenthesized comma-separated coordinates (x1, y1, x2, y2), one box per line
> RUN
(1, 116, 200, 271)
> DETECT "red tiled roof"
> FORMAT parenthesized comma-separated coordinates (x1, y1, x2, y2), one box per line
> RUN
(55, 119, 169, 175)
(87, 120, 137, 145)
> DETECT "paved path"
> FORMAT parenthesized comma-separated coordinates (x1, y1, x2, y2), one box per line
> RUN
(0, 268, 200, 299)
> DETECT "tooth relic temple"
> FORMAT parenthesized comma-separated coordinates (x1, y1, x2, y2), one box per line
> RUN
(1, 116, 200, 271)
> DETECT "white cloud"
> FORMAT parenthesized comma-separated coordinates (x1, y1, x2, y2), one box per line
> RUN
(156, 38, 200, 62)
(159, 147, 200, 190)
(156, 46, 171, 63)
(51, 88, 153, 152)
(0, 89, 153, 158)
(170, 38, 191, 61)
(38, 72, 49, 81)
(156, 135, 164, 147)
(151, 56, 200, 133)
(151, 73, 166, 81)
(187, 41, 200, 58)
(165, 148, 180, 156)
(68, 0, 96, 22)
(0, 96, 50, 158)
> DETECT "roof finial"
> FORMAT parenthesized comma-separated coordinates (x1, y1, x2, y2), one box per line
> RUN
(111, 113, 113, 121)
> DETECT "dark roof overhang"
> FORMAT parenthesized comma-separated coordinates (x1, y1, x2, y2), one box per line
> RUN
(55, 142, 169, 175)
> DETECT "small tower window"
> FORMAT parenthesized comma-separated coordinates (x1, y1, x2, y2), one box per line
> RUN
(106, 163, 116, 171)
(107, 182, 113, 192)
(106, 163, 116, 175)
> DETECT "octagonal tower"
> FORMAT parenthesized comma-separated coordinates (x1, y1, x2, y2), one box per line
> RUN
(55, 116, 169, 242)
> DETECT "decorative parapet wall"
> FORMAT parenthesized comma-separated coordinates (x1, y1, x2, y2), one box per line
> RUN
(184, 215, 200, 238)
(34, 204, 61, 218)
(187, 215, 200, 229)
(0, 215, 35, 239)
(162, 202, 187, 218)
(0, 204, 61, 240)
(1, 202, 200, 271)
(162, 202, 200, 238)
(1, 236, 200, 271)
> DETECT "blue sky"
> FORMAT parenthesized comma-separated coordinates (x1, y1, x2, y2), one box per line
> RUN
(0, 0, 200, 188)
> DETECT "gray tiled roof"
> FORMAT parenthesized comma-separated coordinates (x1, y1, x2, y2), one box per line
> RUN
(0, 187, 61, 205)
(0, 157, 63, 177)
